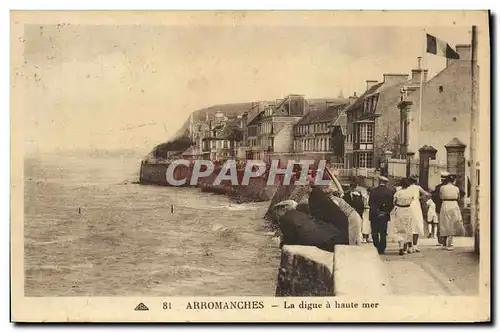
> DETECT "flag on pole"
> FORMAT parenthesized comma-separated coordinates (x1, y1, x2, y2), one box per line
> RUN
(426, 33, 460, 59)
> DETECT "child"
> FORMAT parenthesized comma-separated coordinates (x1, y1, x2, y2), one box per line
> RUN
(426, 192, 438, 238)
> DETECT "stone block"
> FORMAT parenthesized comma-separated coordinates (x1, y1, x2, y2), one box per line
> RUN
(333, 245, 392, 296)
(275, 245, 334, 296)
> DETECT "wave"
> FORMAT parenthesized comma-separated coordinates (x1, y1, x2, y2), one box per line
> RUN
(178, 202, 263, 212)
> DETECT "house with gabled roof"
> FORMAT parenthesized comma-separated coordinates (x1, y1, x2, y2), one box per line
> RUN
(201, 118, 243, 161)
(344, 69, 428, 169)
(241, 95, 307, 160)
(398, 45, 477, 165)
(292, 99, 351, 164)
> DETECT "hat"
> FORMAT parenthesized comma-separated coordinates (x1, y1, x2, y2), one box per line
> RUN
(409, 173, 419, 180)
(440, 171, 450, 178)
(273, 200, 298, 210)
(379, 176, 389, 182)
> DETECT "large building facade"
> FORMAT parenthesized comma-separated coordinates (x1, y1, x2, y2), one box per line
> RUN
(242, 95, 307, 160)
(399, 45, 476, 164)
(292, 101, 349, 164)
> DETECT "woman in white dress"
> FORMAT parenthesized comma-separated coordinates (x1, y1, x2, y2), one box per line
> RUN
(408, 174, 430, 252)
(361, 189, 372, 243)
(390, 178, 414, 255)
(439, 175, 465, 250)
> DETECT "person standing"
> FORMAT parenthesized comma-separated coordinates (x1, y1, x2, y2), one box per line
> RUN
(439, 174, 466, 250)
(390, 178, 414, 255)
(407, 174, 430, 252)
(343, 183, 367, 243)
(426, 193, 439, 238)
(433, 172, 450, 245)
(361, 188, 373, 243)
(329, 190, 363, 245)
(368, 176, 395, 254)
(306, 176, 362, 246)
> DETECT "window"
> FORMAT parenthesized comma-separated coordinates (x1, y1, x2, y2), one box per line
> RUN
(401, 122, 407, 145)
(359, 123, 374, 143)
(439, 86, 444, 93)
(358, 152, 374, 168)
(372, 95, 378, 112)
(223, 140, 228, 149)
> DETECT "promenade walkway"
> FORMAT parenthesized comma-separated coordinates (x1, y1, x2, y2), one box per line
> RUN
(354, 186, 479, 296)
(376, 237, 479, 296)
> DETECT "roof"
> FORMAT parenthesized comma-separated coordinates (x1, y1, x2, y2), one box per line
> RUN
(217, 119, 243, 140)
(345, 82, 384, 114)
(247, 110, 264, 126)
(182, 146, 203, 156)
(295, 103, 348, 126)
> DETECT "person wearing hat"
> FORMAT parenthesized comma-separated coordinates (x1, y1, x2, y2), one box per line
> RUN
(307, 177, 362, 246)
(407, 173, 430, 253)
(432, 171, 450, 245)
(368, 176, 395, 254)
(343, 182, 368, 243)
(271, 199, 347, 252)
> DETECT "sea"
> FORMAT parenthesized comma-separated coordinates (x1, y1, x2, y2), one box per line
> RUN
(24, 150, 281, 296)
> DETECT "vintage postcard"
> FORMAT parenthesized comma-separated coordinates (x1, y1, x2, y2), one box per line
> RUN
(11, 10, 491, 322)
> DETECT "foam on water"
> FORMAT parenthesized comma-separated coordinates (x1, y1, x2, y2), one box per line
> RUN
(24, 153, 280, 296)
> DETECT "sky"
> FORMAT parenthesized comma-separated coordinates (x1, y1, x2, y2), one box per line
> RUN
(16, 22, 473, 154)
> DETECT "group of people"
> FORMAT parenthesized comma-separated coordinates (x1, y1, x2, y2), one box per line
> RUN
(270, 174, 367, 252)
(367, 172, 466, 255)
(269, 170, 465, 256)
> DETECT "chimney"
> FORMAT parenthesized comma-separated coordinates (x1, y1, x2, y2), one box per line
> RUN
(366, 80, 378, 91)
(411, 57, 429, 83)
(446, 44, 471, 67)
(349, 92, 357, 105)
(383, 73, 409, 86)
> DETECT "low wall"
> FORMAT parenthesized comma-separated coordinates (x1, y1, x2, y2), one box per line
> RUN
(276, 245, 334, 296)
(139, 162, 169, 185)
(334, 245, 392, 296)
(140, 162, 277, 202)
(275, 244, 392, 296)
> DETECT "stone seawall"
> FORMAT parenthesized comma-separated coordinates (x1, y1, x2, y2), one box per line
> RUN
(275, 244, 392, 296)
(139, 162, 277, 202)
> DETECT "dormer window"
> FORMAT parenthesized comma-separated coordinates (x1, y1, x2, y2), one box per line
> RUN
(372, 95, 378, 112)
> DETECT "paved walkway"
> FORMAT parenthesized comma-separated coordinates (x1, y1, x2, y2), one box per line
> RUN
(367, 237, 479, 296)
(353, 184, 479, 296)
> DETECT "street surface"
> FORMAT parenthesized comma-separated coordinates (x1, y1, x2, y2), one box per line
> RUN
(368, 237, 479, 296)
(355, 186, 479, 296)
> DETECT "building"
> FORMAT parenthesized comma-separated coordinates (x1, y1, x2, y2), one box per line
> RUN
(243, 95, 307, 160)
(399, 45, 477, 165)
(292, 99, 350, 164)
(344, 69, 431, 169)
(201, 116, 242, 161)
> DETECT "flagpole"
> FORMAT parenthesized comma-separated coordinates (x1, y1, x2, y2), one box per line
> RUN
(418, 56, 424, 135)
(416, 29, 426, 152)
(469, 25, 479, 254)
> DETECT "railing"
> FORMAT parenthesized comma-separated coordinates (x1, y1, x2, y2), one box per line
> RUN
(329, 163, 344, 170)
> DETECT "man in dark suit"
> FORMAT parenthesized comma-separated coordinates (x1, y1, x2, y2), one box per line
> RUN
(368, 176, 395, 254)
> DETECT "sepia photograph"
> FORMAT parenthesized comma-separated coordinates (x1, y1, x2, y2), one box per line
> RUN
(10, 10, 491, 322)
